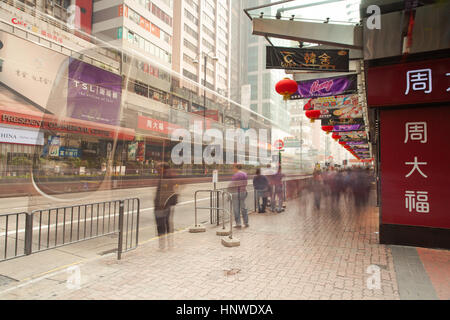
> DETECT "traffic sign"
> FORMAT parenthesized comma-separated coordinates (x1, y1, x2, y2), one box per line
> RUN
(274, 139, 284, 150)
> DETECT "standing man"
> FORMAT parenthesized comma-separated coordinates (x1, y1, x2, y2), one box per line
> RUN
(228, 164, 249, 228)
(253, 168, 269, 213)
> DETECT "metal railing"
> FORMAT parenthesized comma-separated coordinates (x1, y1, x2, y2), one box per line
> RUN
(0, 211, 29, 262)
(0, 198, 140, 262)
(194, 189, 234, 234)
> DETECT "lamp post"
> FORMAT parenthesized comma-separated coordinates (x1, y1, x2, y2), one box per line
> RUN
(193, 51, 218, 172)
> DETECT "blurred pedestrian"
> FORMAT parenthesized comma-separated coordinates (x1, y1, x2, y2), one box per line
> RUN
(253, 168, 269, 213)
(271, 166, 285, 213)
(154, 163, 179, 250)
(312, 165, 323, 209)
(228, 164, 249, 228)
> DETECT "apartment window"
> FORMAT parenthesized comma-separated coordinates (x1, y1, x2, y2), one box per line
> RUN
(184, 24, 198, 39)
(184, 9, 199, 26)
(185, 0, 199, 12)
(152, 3, 172, 27)
(202, 38, 214, 52)
(203, 0, 215, 16)
(206, 68, 214, 78)
(183, 54, 196, 67)
(202, 25, 214, 40)
(202, 12, 214, 26)
(183, 68, 198, 82)
(184, 39, 197, 54)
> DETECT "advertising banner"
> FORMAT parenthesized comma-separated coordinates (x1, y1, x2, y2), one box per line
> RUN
(0, 125, 44, 145)
(290, 74, 357, 99)
(266, 46, 349, 72)
(305, 94, 359, 110)
(321, 117, 364, 126)
(332, 124, 364, 132)
(0, 31, 66, 108)
(136, 141, 145, 162)
(316, 105, 364, 120)
(128, 142, 137, 161)
(67, 58, 122, 126)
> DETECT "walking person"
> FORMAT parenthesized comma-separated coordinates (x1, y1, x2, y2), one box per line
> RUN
(228, 164, 249, 228)
(271, 166, 285, 213)
(154, 163, 179, 250)
(253, 168, 269, 213)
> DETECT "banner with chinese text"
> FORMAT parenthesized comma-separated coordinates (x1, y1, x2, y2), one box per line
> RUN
(266, 46, 349, 72)
(380, 106, 450, 229)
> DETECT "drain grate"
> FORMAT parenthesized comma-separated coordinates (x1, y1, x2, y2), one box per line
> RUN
(0, 275, 19, 287)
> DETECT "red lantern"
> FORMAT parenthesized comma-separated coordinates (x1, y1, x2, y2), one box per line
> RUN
(275, 78, 298, 101)
(321, 125, 333, 134)
(305, 110, 321, 123)
(303, 99, 313, 110)
(339, 141, 346, 146)
(344, 145, 351, 149)
(331, 133, 341, 141)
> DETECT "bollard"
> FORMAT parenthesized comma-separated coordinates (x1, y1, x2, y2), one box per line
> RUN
(221, 192, 240, 247)
(24, 213, 33, 256)
(117, 200, 124, 260)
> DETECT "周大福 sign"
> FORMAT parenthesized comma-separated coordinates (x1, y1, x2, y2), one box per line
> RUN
(367, 57, 450, 107)
(290, 74, 357, 100)
(266, 46, 349, 72)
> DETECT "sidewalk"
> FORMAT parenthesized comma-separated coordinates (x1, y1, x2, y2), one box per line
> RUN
(0, 192, 448, 300)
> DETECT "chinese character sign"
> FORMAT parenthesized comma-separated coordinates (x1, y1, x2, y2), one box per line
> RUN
(380, 106, 450, 229)
(367, 57, 450, 107)
(266, 46, 349, 72)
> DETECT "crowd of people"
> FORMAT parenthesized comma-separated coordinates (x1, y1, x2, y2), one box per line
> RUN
(151, 162, 374, 250)
(311, 165, 374, 209)
(227, 164, 286, 229)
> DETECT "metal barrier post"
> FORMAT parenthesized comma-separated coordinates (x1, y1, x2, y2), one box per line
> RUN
(216, 191, 231, 236)
(221, 191, 240, 247)
(24, 213, 33, 256)
(117, 200, 124, 260)
(135, 198, 140, 248)
(189, 191, 206, 232)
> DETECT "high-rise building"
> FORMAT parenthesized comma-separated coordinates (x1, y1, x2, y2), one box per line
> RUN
(171, 0, 231, 124)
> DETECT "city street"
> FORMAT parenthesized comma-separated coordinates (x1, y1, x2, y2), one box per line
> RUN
(0, 190, 448, 300)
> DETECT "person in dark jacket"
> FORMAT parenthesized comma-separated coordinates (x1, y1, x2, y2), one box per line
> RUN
(253, 168, 269, 213)
(154, 163, 179, 250)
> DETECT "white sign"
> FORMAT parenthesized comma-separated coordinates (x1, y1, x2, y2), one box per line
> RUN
(212, 170, 218, 184)
(0, 126, 44, 145)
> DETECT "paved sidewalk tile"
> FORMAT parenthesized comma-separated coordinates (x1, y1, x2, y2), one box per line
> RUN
(0, 193, 446, 300)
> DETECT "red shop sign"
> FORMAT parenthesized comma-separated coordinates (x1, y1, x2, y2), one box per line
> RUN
(137, 116, 180, 134)
(367, 57, 450, 108)
(380, 105, 450, 229)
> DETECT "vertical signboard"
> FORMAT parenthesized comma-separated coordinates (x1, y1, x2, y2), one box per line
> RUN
(67, 58, 122, 126)
(380, 106, 450, 229)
